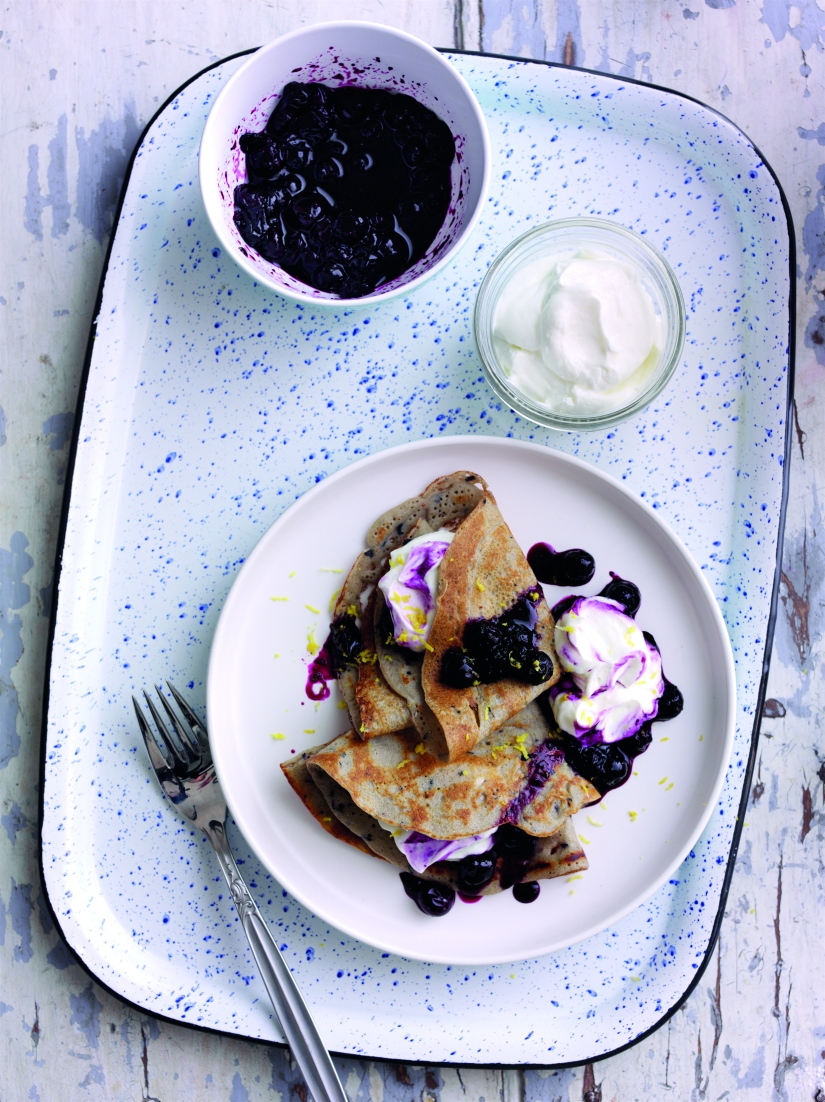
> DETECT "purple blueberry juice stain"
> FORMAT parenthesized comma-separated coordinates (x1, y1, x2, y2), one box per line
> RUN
(305, 639, 335, 701)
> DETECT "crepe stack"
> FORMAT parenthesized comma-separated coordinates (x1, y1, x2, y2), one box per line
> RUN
(282, 473, 598, 903)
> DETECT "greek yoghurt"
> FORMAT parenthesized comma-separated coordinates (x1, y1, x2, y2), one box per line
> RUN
(378, 530, 454, 652)
(549, 596, 663, 744)
(493, 250, 662, 415)
(378, 819, 496, 874)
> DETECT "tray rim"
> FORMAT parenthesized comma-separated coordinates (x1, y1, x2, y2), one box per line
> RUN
(37, 45, 796, 1070)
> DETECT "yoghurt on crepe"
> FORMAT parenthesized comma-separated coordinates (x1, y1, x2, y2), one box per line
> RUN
(549, 595, 664, 744)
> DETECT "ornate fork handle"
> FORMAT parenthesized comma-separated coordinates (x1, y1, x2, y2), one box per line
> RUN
(206, 820, 349, 1102)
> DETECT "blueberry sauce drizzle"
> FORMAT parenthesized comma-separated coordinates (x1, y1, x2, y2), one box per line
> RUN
(305, 613, 362, 700)
(233, 82, 455, 298)
(527, 543, 596, 588)
(440, 588, 554, 689)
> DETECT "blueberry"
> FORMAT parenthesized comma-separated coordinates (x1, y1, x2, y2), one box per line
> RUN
(329, 615, 361, 670)
(566, 740, 631, 793)
(314, 157, 343, 182)
(232, 183, 283, 244)
(400, 873, 455, 917)
(657, 681, 684, 720)
(463, 619, 502, 656)
(239, 132, 284, 181)
(266, 82, 312, 133)
(256, 229, 287, 263)
(400, 137, 428, 167)
(440, 649, 479, 688)
(384, 94, 419, 129)
(599, 573, 641, 617)
(550, 595, 578, 621)
(521, 651, 554, 685)
(359, 118, 384, 141)
(336, 87, 371, 123)
(495, 825, 537, 859)
(456, 852, 496, 893)
(334, 212, 369, 243)
(396, 197, 427, 223)
(619, 724, 653, 758)
(512, 881, 540, 904)
(287, 194, 327, 228)
(282, 137, 314, 171)
(424, 119, 456, 166)
(410, 164, 446, 193)
(507, 596, 539, 630)
(527, 543, 596, 587)
(314, 262, 347, 293)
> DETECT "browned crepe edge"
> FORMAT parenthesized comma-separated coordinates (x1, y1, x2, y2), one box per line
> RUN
(354, 586, 412, 738)
(280, 750, 377, 859)
(422, 496, 561, 761)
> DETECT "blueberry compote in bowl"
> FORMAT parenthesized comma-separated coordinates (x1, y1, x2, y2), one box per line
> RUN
(200, 22, 490, 305)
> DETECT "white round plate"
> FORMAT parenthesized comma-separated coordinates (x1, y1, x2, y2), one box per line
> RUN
(207, 437, 735, 965)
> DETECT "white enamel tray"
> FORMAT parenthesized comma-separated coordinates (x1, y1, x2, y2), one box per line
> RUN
(208, 437, 735, 966)
(41, 50, 792, 1066)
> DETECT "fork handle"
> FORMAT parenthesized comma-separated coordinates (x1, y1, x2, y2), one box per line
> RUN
(205, 820, 349, 1102)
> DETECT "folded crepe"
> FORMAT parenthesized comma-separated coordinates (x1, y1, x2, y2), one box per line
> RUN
(333, 472, 487, 743)
(330, 473, 561, 761)
(281, 702, 598, 895)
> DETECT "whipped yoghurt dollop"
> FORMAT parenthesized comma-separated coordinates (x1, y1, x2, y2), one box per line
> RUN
(493, 250, 662, 416)
(378, 820, 496, 874)
(378, 530, 453, 652)
(549, 596, 663, 744)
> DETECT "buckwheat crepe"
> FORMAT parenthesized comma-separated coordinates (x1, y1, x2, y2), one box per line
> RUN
(336, 472, 486, 741)
(281, 702, 597, 894)
(334, 473, 561, 761)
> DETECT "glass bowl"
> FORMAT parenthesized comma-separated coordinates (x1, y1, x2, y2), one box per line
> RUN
(473, 218, 685, 432)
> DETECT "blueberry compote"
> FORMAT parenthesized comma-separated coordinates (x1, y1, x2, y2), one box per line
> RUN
(440, 588, 554, 688)
(527, 543, 596, 588)
(305, 613, 362, 700)
(233, 82, 455, 298)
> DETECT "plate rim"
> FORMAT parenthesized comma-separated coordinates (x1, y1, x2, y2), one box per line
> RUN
(37, 46, 796, 1067)
(207, 433, 737, 965)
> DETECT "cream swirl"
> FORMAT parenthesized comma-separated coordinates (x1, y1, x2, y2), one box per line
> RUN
(549, 596, 663, 743)
(378, 530, 453, 652)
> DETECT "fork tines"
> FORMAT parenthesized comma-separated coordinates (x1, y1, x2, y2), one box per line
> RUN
(133, 683, 211, 777)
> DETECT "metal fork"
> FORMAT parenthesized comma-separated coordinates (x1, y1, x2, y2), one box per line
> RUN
(134, 683, 348, 1102)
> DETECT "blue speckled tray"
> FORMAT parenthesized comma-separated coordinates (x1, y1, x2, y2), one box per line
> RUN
(41, 50, 792, 1066)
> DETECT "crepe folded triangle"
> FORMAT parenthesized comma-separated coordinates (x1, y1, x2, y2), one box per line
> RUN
(281, 701, 599, 894)
(334, 471, 561, 762)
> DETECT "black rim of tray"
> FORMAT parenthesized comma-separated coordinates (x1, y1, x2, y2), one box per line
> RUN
(38, 46, 796, 1071)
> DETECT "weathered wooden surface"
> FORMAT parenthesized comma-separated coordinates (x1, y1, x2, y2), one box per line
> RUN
(1, 1, 822, 1098)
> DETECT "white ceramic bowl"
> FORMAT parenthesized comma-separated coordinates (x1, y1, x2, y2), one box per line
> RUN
(199, 22, 490, 306)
